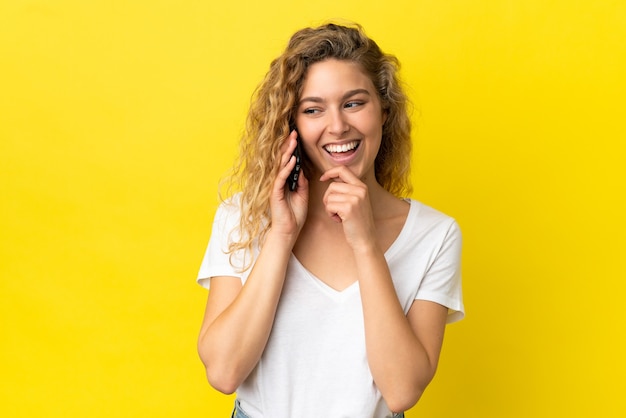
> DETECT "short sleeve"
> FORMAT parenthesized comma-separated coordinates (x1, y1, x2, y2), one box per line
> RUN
(415, 220, 465, 323)
(196, 199, 243, 289)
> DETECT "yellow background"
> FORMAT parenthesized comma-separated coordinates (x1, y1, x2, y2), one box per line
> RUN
(1, 1, 625, 417)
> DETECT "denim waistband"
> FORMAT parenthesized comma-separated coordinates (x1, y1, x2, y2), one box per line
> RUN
(230, 399, 404, 417)
(231, 399, 250, 418)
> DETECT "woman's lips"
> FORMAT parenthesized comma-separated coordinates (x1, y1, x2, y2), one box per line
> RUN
(323, 140, 361, 164)
(323, 140, 360, 154)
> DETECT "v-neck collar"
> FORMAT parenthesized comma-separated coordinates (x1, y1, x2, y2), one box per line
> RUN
(289, 199, 420, 297)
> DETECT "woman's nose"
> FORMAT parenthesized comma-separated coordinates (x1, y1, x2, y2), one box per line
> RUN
(327, 109, 349, 136)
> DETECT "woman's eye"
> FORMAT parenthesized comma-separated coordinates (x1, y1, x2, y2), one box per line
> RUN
(345, 101, 363, 109)
(303, 108, 319, 114)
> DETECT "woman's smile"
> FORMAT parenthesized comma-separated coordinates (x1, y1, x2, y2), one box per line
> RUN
(323, 140, 361, 162)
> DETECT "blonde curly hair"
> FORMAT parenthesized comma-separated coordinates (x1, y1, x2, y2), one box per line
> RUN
(222, 22, 413, 270)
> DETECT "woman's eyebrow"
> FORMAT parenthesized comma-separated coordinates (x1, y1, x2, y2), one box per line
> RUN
(299, 88, 371, 104)
(342, 89, 370, 100)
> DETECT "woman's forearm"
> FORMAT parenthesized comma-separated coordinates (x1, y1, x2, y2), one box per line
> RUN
(198, 231, 295, 393)
(356, 245, 441, 412)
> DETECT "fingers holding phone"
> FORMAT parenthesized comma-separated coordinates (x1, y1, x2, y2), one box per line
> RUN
(270, 129, 308, 234)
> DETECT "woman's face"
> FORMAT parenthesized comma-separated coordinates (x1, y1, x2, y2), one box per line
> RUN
(295, 59, 386, 185)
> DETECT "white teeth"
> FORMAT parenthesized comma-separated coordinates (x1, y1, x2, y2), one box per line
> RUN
(325, 141, 359, 153)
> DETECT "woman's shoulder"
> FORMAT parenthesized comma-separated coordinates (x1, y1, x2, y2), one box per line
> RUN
(220, 192, 242, 207)
(211, 193, 243, 230)
(405, 198, 459, 231)
(215, 193, 242, 214)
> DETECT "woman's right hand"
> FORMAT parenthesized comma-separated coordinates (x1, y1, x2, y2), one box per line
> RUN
(269, 130, 309, 241)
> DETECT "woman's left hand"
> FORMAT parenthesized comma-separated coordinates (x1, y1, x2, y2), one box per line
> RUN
(319, 166, 377, 252)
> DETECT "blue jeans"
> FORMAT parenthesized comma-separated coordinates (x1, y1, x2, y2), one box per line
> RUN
(230, 399, 404, 417)
(231, 399, 250, 418)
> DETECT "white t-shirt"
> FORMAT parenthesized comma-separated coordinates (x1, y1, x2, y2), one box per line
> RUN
(197, 198, 464, 418)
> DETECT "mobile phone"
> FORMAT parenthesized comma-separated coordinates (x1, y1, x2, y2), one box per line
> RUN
(286, 129, 302, 192)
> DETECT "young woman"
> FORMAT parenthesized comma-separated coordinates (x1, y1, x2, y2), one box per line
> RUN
(197, 23, 464, 418)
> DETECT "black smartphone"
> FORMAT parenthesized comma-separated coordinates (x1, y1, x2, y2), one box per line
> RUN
(286, 128, 302, 191)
